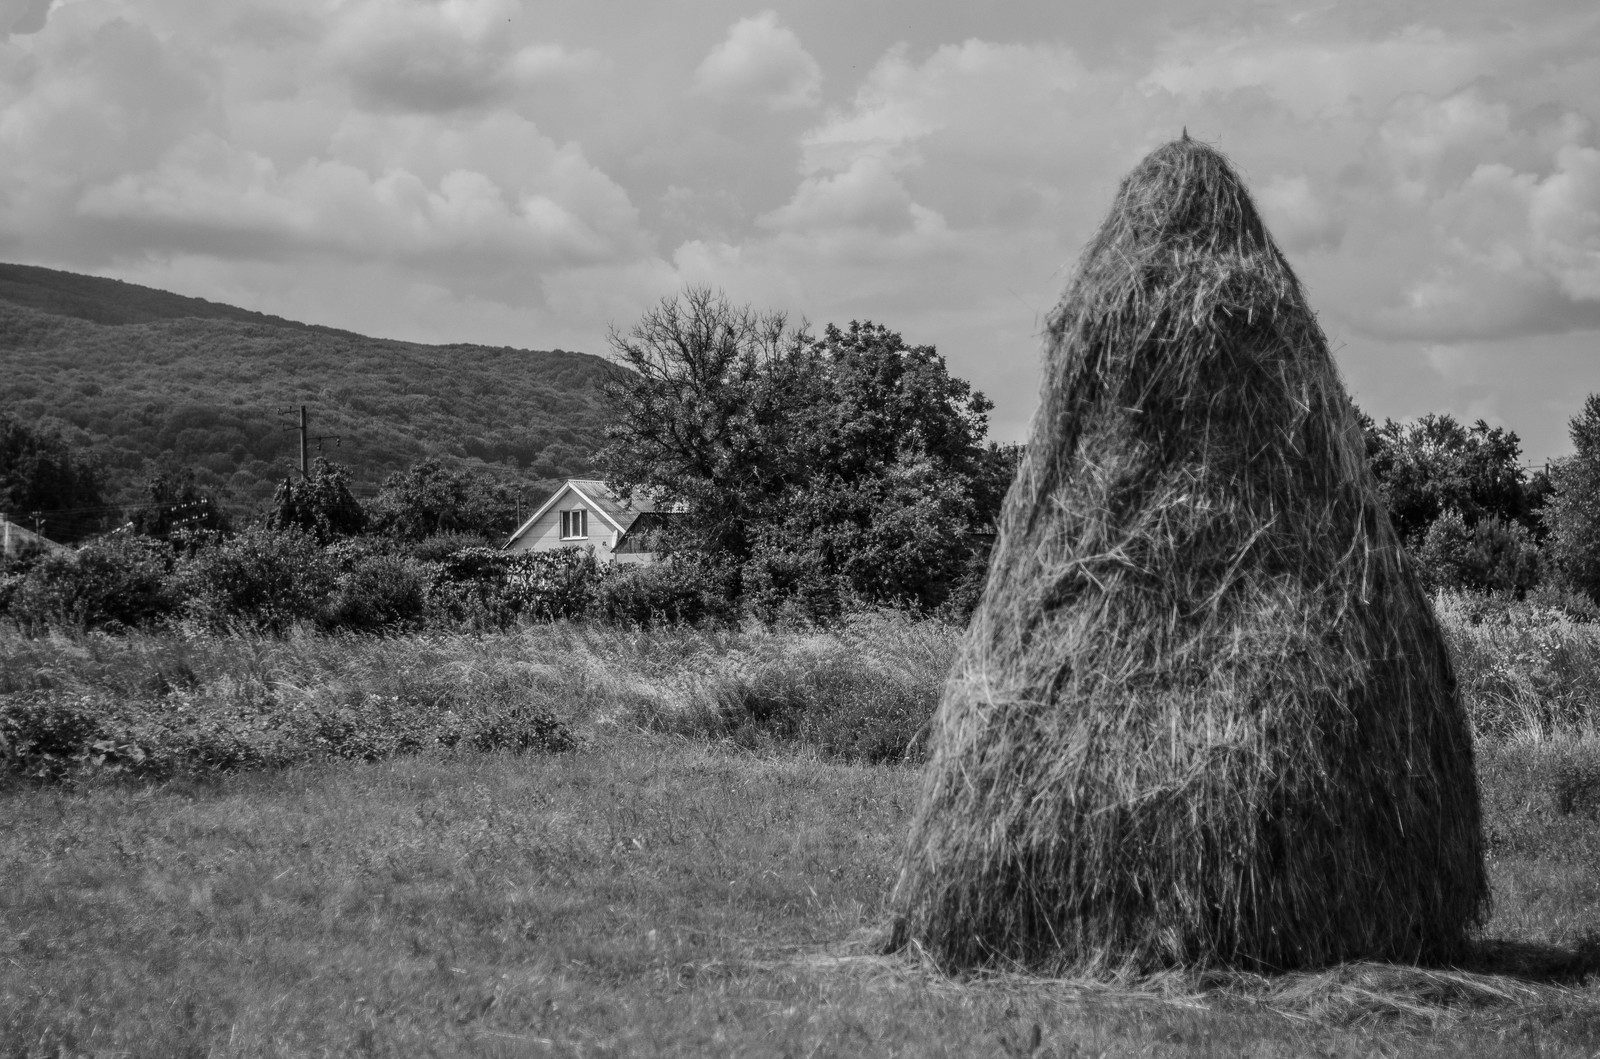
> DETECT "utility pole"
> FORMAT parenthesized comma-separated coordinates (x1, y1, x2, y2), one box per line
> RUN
(279, 405, 343, 479)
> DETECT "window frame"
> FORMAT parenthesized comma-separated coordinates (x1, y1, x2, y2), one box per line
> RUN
(560, 508, 588, 540)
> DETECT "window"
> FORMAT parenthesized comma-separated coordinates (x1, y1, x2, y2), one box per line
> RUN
(560, 509, 588, 539)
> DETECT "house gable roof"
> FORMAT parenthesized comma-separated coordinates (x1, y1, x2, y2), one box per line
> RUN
(502, 479, 652, 549)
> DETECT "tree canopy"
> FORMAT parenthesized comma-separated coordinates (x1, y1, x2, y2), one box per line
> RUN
(367, 458, 518, 541)
(0, 413, 108, 543)
(1361, 412, 1543, 545)
(599, 288, 1004, 614)
(266, 458, 366, 543)
(1542, 394, 1600, 601)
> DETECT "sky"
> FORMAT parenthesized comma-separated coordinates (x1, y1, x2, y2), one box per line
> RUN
(2, 0, 1598, 464)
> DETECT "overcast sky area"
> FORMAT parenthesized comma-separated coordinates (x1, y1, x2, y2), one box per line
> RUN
(2, 0, 1598, 463)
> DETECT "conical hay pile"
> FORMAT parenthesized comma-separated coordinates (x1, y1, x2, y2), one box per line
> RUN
(888, 138, 1487, 974)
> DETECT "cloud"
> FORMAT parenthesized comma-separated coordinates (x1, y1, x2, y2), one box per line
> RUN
(1357, 96, 1600, 341)
(1257, 175, 1344, 253)
(692, 12, 821, 112)
(760, 156, 919, 234)
(329, 0, 604, 113)
(1, 0, 51, 37)
(73, 113, 648, 292)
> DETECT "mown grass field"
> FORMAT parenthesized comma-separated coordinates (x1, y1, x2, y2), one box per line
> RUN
(3, 605, 1599, 1057)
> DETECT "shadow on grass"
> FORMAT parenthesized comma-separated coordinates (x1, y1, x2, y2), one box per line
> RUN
(1462, 936, 1600, 986)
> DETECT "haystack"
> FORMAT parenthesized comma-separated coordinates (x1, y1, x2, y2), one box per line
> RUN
(888, 137, 1487, 974)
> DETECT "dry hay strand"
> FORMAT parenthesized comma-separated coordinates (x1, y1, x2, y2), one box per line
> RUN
(888, 136, 1487, 974)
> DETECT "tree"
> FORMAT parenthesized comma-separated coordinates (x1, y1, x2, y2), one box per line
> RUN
(1362, 412, 1541, 547)
(599, 286, 814, 559)
(129, 467, 230, 541)
(266, 458, 366, 543)
(0, 414, 108, 543)
(599, 288, 999, 614)
(1542, 394, 1600, 600)
(368, 458, 516, 540)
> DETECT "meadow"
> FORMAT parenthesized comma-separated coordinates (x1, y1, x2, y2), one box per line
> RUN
(2, 603, 1598, 1057)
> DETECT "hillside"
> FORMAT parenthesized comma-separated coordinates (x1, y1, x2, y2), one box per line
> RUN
(0, 264, 615, 524)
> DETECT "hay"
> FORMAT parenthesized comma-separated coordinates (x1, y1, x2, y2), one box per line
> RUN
(888, 137, 1487, 974)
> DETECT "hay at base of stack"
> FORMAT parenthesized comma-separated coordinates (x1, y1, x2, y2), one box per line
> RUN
(888, 137, 1487, 974)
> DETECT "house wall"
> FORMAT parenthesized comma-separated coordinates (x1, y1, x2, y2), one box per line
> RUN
(505, 499, 622, 561)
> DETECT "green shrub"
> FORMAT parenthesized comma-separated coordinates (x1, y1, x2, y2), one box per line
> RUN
(176, 526, 335, 633)
(425, 547, 602, 628)
(324, 550, 426, 632)
(0, 695, 106, 780)
(1417, 511, 1541, 594)
(2, 534, 177, 632)
(591, 558, 737, 627)
(723, 643, 932, 762)
(466, 705, 578, 753)
(739, 542, 848, 626)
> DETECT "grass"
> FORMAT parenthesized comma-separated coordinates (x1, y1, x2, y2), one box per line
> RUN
(1, 603, 1598, 1055)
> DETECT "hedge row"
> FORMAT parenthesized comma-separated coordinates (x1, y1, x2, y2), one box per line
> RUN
(0, 529, 734, 634)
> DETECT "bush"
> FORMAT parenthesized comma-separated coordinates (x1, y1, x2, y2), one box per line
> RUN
(718, 644, 932, 763)
(425, 547, 602, 628)
(591, 557, 738, 627)
(1417, 511, 1541, 594)
(322, 543, 426, 632)
(739, 543, 848, 626)
(176, 526, 335, 633)
(2, 534, 177, 632)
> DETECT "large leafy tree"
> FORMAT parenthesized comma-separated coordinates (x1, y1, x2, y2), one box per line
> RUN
(367, 458, 516, 540)
(266, 458, 366, 543)
(1361, 412, 1542, 546)
(599, 286, 814, 559)
(599, 288, 1002, 613)
(1542, 394, 1600, 600)
(0, 414, 108, 543)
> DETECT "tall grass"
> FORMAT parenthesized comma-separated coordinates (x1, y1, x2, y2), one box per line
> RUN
(5, 596, 1600, 785)
(0, 611, 960, 781)
(1434, 592, 1600, 742)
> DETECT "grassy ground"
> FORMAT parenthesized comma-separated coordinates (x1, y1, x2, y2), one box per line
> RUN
(3, 608, 1600, 1056)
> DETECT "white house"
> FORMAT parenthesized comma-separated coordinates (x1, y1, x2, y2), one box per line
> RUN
(501, 479, 675, 565)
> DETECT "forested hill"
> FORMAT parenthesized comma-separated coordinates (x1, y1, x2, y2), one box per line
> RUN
(0, 263, 614, 515)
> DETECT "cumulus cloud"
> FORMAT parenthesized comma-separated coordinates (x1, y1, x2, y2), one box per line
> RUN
(328, 0, 604, 113)
(761, 157, 919, 233)
(75, 117, 645, 276)
(1358, 95, 1600, 341)
(692, 12, 821, 111)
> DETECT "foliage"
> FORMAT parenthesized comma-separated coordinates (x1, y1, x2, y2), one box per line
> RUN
(368, 457, 518, 540)
(0, 267, 612, 514)
(598, 286, 814, 559)
(0, 412, 108, 543)
(322, 544, 426, 632)
(175, 525, 335, 633)
(128, 466, 230, 540)
(1542, 394, 1600, 603)
(599, 289, 1001, 616)
(423, 546, 603, 628)
(3, 533, 177, 631)
(590, 557, 739, 627)
(1417, 511, 1542, 595)
(266, 457, 365, 542)
(1361, 411, 1543, 547)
